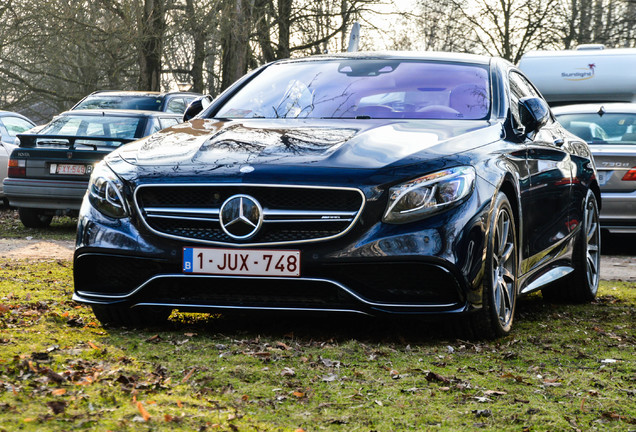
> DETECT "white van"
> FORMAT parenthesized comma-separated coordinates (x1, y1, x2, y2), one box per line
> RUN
(518, 46, 636, 106)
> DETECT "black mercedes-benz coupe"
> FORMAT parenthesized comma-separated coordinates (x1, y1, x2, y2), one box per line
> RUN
(73, 52, 601, 339)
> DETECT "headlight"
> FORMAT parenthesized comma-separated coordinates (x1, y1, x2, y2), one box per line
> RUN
(383, 166, 475, 224)
(88, 161, 128, 218)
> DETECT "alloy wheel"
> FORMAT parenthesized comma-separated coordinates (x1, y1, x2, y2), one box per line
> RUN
(492, 207, 516, 328)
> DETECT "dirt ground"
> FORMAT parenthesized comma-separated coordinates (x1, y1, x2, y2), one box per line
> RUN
(0, 238, 74, 261)
(0, 238, 634, 281)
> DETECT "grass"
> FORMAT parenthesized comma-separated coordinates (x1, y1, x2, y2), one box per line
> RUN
(0, 259, 634, 431)
(0, 207, 76, 241)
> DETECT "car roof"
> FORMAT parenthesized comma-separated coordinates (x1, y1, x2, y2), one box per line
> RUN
(552, 103, 636, 115)
(0, 110, 35, 122)
(273, 51, 494, 66)
(57, 109, 182, 118)
(84, 91, 201, 98)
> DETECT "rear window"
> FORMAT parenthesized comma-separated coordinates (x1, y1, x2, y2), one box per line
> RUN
(39, 115, 143, 145)
(215, 60, 491, 120)
(556, 113, 636, 144)
(74, 96, 163, 111)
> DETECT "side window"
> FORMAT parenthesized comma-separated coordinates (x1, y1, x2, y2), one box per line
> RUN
(2, 116, 35, 137)
(183, 96, 196, 109)
(159, 118, 179, 129)
(147, 118, 162, 134)
(509, 71, 541, 131)
(166, 98, 186, 114)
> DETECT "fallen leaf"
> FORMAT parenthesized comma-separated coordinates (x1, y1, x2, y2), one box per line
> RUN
(292, 391, 305, 398)
(51, 389, 66, 396)
(281, 367, 296, 377)
(276, 341, 291, 350)
(425, 371, 450, 384)
(182, 367, 196, 383)
(484, 390, 507, 396)
(136, 401, 151, 421)
(322, 373, 338, 382)
(43, 368, 65, 384)
(474, 396, 492, 403)
(46, 401, 67, 415)
(146, 335, 161, 343)
(501, 372, 525, 383)
(88, 341, 100, 350)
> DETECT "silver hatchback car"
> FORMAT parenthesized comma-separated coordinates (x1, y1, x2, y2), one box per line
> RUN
(553, 103, 636, 233)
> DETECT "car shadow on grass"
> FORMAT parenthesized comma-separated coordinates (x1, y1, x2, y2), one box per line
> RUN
(153, 292, 575, 344)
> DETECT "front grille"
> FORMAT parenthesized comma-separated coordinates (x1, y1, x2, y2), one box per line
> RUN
(135, 184, 365, 245)
(147, 277, 359, 309)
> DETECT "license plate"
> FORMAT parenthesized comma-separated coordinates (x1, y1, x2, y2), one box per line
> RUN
(50, 163, 88, 175)
(183, 247, 301, 277)
(598, 170, 613, 186)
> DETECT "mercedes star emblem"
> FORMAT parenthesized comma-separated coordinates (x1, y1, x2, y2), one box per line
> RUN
(219, 194, 263, 240)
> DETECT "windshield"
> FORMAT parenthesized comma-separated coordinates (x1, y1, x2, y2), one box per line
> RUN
(39, 114, 143, 145)
(215, 60, 491, 120)
(556, 113, 636, 144)
(74, 96, 163, 111)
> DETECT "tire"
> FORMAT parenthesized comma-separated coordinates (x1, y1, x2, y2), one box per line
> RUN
(91, 304, 171, 328)
(464, 193, 518, 339)
(542, 190, 600, 303)
(18, 208, 53, 228)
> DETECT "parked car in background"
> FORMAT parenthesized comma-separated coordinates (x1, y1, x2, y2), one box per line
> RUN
(553, 103, 636, 233)
(73, 52, 601, 339)
(520, 46, 636, 233)
(72, 91, 202, 114)
(4, 109, 182, 227)
(0, 111, 36, 199)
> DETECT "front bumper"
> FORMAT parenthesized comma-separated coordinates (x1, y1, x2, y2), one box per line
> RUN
(73, 192, 490, 317)
(3, 177, 87, 210)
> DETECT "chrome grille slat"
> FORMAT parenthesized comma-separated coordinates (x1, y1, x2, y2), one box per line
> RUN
(134, 183, 365, 246)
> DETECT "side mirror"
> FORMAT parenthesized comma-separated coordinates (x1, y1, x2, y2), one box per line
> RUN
(183, 95, 213, 122)
(518, 96, 550, 135)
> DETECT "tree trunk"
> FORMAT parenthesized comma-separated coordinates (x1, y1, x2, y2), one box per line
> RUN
(185, 0, 206, 93)
(276, 0, 292, 58)
(138, 0, 165, 91)
(220, 0, 253, 91)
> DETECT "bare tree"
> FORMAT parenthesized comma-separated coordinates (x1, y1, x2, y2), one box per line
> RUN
(556, 0, 636, 49)
(442, 0, 558, 63)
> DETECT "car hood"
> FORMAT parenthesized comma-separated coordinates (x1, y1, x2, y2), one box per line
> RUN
(113, 118, 499, 173)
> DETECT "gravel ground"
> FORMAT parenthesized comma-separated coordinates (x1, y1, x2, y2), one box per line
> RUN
(0, 238, 633, 281)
